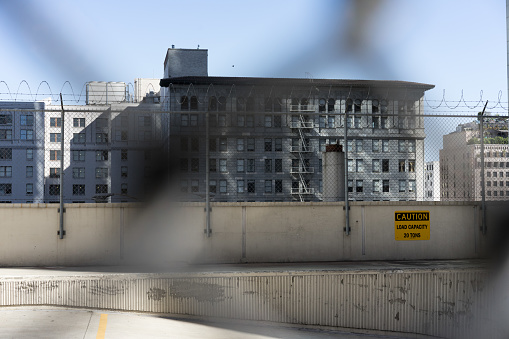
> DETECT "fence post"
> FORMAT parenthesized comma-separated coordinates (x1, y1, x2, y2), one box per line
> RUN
(59, 93, 65, 239)
(479, 101, 488, 235)
(344, 109, 350, 236)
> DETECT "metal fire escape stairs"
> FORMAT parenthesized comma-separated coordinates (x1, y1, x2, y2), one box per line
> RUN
(290, 113, 314, 201)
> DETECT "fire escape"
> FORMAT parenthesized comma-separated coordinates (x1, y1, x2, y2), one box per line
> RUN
(289, 100, 314, 201)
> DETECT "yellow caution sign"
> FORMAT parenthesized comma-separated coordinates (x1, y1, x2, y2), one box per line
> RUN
(395, 211, 430, 241)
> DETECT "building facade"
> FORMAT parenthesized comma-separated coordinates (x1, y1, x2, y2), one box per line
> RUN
(439, 121, 509, 201)
(0, 90, 166, 203)
(424, 161, 440, 201)
(160, 48, 434, 202)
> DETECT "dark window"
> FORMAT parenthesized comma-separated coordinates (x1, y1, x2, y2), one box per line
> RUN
(208, 96, 217, 111)
(264, 138, 272, 152)
(275, 159, 283, 173)
(181, 96, 189, 110)
(275, 180, 283, 193)
(95, 184, 108, 194)
(73, 184, 85, 196)
(382, 159, 390, 173)
(0, 148, 12, 160)
(265, 159, 272, 173)
(190, 96, 198, 110)
(49, 184, 60, 196)
(191, 158, 199, 172)
(247, 180, 255, 193)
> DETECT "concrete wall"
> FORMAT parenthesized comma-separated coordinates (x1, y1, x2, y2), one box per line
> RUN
(0, 201, 504, 266)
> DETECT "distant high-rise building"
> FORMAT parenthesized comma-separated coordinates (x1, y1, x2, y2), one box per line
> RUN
(439, 120, 509, 201)
(424, 161, 440, 201)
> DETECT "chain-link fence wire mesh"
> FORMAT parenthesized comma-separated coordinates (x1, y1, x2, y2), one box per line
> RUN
(0, 102, 506, 204)
(172, 111, 508, 203)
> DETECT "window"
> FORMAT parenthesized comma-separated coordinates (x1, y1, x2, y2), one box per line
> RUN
(49, 184, 60, 196)
(408, 140, 416, 153)
(0, 114, 12, 125)
(247, 138, 255, 152)
(247, 159, 255, 173)
(190, 96, 198, 110)
(382, 159, 390, 172)
(275, 138, 282, 152)
(409, 180, 416, 193)
(356, 139, 363, 152)
(265, 115, 272, 127)
(209, 138, 217, 152)
(96, 133, 108, 143)
(372, 159, 380, 173)
(72, 150, 85, 161)
(408, 160, 415, 172)
(20, 129, 33, 140)
(237, 139, 245, 151)
(181, 114, 189, 126)
(237, 159, 245, 173)
(50, 133, 61, 143)
(180, 158, 188, 172)
(246, 115, 254, 127)
(121, 183, 128, 195)
(21, 115, 34, 126)
(0, 129, 12, 140)
(95, 150, 108, 161)
(356, 180, 363, 193)
(95, 167, 108, 178)
(219, 180, 227, 194)
(121, 166, 128, 178)
(247, 180, 255, 193)
(180, 180, 188, 193)
(209, 159, 217, 172)
(190, 138, 199, 152)
(265, 180, 272, 193)
(265, 159, 272, 173)
(73, 118, 85, 127)
(237, 115, 245, 127)
(264, 138, 272, 152)
(219, 159, 227, 172)
(218, 114, 226, 127)
(26, 183, 33, 195)
(0, 183, 11, 195)
(73, 133, 85, 143)
(275, 159, 283, 173)
(50, 117, 61, 127)
(373, 180, 381, 193)
(274, 115, 282, 128)
(356, 159, 364, 172)
(275, 180, 283, 193)
(191, 180, 199, 193)
(73, 184, 85, 196)
(237, 180, 245, 193)
(348, 179, 353, 193)
(209, 180, 217, 194)
(50, 150, 61, 161)
(73, 167, 85, 179)
(26, 166, 33, 178)
(0, 166, 12, 177)
(0, 148, 12, 160)
(354, 116, 361, 128)
(219, 138, 227, 152)
(382, 140, 389, 152)
(49, 167, 60, 178)
(95, 184, 108, 194)
(26, 148, 33, 160)
(399, 180, 406, 192)
(181, 96, 189, 110)
(347, 159, 354, 173)
(383, 180, 390, 193)
(399, 160, 406, 172)
(191, 158, 199, 172)
(372, 116, 380, 129)
(354, 99, 362, 113)
(398, 140, 407, 152)
(121, 149, 128, 161)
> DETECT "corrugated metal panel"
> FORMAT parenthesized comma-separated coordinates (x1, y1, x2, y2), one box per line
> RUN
(0, 269, 491, 338)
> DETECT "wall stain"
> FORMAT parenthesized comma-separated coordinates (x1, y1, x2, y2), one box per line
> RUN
(389, 298, 406, 305)
(170, 280, 225, 302)
(147, 287, 167, 301)
(90, 284, 127, 296)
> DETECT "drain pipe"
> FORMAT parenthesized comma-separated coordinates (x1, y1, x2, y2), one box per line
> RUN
(344, 111, 350, 235)
(58, 93, 65, 239)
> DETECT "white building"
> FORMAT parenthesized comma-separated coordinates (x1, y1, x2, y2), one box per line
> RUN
(424, 161, 440, 201)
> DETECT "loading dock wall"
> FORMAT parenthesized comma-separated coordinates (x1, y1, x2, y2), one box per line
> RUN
(0, 201, 502, 266)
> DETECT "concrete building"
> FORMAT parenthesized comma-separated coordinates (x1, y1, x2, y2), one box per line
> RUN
(0, 82, 166, 204)
(159, 48, 434, 202)
(424, 161, 440, 201)
(439, 120, 509, 201)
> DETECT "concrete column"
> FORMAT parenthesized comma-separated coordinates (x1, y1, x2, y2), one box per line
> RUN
(322, 144, 345, 201)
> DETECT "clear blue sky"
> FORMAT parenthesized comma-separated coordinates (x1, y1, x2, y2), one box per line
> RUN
(0, 0, 507, 112)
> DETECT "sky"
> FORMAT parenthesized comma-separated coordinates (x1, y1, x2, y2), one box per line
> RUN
(0, 0, 507, 111)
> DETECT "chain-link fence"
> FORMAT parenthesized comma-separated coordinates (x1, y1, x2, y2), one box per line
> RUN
(0, 102, 506, 204)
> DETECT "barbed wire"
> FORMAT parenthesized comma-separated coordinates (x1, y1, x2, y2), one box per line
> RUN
(0, 81, 508, 115)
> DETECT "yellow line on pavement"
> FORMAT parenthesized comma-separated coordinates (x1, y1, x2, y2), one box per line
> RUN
(96, 314, 108, 339)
